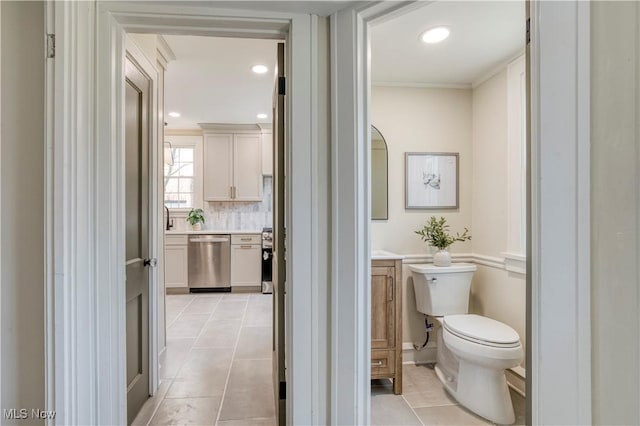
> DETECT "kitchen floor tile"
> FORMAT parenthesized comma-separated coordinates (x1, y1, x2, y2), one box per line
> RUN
(211, 299, 248, 321)
(149, 396, 221, 425)
(167, 314, 210, 339)
(195, 320, 242, 348)
(131, 379, 171, 426)
(141, 293, 281, 426)
(176, 347, 234, 379)
(186, 296, 222, 314)
(217, 418, 276, 426)
(234, 327, 271, 360)
(243, 298, 272, 327)
(159, 338, 195, 380)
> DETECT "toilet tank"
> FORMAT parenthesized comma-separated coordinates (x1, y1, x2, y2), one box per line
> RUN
(409, 263, 477, 316)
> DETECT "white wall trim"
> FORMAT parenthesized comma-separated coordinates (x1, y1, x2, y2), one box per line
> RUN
(502, 252, 526, 275)
(401, 252, 522, 275)
(529, 1, 591, 424)
(372, 81, 471, 90)
(471, 49, 526, 89)
(402, 342, 436, 365)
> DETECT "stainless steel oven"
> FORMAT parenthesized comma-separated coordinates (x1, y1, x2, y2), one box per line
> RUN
(261, 227, 273, 294)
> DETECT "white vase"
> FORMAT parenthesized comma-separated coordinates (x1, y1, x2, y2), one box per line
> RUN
(191, 222, 202, 231)
(433, 249, 451, 267)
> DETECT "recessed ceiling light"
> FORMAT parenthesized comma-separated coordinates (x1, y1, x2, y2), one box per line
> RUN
(251, 65, 269, 74)
(420, 27, 450, 44)
(257, 113, 268, 119)
(168, 112, 181, 118)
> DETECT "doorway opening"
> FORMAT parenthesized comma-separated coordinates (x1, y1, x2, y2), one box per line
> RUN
(122, 33, 283, 425)
(366, 2, 527, 424)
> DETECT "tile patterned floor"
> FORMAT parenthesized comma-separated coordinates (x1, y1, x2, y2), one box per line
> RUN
(135, 293, 525, 426)
(371, 364, 525, 426)
(133, 293, 275, 426)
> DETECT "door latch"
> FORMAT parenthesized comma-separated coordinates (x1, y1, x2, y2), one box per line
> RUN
(143, 258, 158, 267)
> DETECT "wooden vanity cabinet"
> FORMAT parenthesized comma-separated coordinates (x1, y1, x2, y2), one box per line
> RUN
(371, 258, 402, 394)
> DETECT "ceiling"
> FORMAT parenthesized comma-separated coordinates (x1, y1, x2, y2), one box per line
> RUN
(371, 1, 525, 87)
(162, 1, 525, 128)
(163, 35, 278, 129)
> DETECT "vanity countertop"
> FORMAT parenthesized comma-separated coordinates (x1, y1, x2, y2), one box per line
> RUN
(165, 229, 262, 235)
(371, 250, 405, 260)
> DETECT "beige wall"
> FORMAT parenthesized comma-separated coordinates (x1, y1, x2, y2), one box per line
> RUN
(371, 86, 473, 348)
(591, 2, 640, 424)
(469, 69, 526, 368)
(1, 1, 46, 423)
(370, 86, 473, 256)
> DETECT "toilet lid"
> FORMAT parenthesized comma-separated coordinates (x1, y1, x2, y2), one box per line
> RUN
(444, 314, 521, 347)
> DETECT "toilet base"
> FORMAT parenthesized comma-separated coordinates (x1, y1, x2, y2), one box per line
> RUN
(435, 361, 515, 424)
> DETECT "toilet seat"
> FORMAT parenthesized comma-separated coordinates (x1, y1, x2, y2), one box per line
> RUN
(443, 314, 520, 348)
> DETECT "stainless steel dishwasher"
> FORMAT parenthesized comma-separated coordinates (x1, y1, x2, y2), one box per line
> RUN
(187, 234, 231, 290)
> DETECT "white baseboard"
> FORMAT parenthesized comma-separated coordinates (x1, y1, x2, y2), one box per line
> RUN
(402, 341, 437, 365)
(506, 366, 526, 397)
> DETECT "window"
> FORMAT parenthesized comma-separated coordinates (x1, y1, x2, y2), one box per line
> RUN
(164, 146, 195, 209)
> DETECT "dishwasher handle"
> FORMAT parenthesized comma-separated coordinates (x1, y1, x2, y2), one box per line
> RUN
(190, 236, 230, 243)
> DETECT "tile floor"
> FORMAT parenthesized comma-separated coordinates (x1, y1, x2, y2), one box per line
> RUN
(371, 364, 525, 426)
(135, 293, 525, 426)
(133, 292, 276, 426)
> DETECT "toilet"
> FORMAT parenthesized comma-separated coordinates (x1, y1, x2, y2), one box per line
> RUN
(409, 263, 522, 425)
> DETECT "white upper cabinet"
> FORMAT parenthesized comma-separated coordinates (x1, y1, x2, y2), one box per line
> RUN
(233, 134, 263, 200)
(201, 124, 263, 201)
(203, 133, 233, 201)
(261, 129, 273, 176)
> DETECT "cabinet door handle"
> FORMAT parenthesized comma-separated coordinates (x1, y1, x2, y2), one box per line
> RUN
(387, 276, 394, 301)
(240, 237, 251, 241)
(240, 245, 253, 249)
(372, 360, 383, 366)
(229, 186, 233, 199)
(233, 186, 237, 199)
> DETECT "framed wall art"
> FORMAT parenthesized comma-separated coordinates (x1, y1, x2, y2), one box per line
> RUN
(405, 152, 459, 209)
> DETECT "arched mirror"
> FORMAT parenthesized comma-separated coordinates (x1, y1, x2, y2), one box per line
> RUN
(371, 125, 388, 220)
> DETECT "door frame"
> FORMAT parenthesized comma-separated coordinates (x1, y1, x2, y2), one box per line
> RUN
(330, 1, 591, 425)
(46, 2, 321, 424)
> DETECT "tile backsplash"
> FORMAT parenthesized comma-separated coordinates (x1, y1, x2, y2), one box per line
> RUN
(204, 176, 272, 230)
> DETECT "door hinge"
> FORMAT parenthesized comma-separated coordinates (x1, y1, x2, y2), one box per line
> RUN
(46, 34, 55, 59)
(279, 381, 286, 400)
(278, 76, 286, 95)
(526, 18, 531, 45)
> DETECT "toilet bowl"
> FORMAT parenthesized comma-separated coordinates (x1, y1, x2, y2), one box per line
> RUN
(409, 263, 523, 425)
(442, 314, 522, 424)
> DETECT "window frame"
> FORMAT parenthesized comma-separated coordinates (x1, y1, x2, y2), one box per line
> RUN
(163, 134, 203, 216)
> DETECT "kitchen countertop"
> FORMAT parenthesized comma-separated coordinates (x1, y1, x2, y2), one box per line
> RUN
(165, 229, 262, 235)
(371, 250, 405, 260)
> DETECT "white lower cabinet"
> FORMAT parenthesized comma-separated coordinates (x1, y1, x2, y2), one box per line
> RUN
(165, 234, 188, 288)
(230, 234, 261, 289)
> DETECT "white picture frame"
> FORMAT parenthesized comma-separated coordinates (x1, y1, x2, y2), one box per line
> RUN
(405, 152, 459, 209)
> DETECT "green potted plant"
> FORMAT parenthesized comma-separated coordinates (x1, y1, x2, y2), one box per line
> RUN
(415, 216, 471, 267)
(186, 208, 205, 231)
